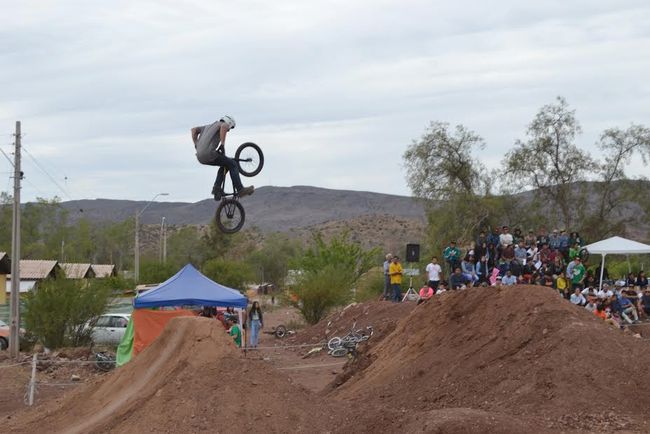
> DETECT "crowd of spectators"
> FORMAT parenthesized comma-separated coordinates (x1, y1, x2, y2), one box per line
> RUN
(411, 225, 650, 327)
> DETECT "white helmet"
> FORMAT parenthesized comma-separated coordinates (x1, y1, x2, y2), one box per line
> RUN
(221, 115, 236, 129)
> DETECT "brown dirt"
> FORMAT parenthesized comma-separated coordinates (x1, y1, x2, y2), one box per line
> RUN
(6, 317, 350, 434)
(289, 300, 416, 347)
(330, 285, 650, 432)
(7, 287, 650, 433)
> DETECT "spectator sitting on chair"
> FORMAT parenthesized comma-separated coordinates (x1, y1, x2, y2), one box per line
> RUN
(570, 287, 586, 306)
(418, 284, 434, 305)
(501, 270, 517, 286)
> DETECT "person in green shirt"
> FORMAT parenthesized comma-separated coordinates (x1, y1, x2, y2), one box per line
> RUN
(227, 317, 242, 348)
(569, 242, 580, 261)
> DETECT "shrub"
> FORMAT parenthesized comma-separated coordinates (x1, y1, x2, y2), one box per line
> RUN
(355, 267, 385, 302)
(291, 264, 353, 325)
(23, 277, 113, 349)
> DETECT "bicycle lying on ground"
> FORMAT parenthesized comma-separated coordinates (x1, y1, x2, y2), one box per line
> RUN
(262, 324, 296, 339)
(327, 321, 373, 358)
(94, 351, 116, 372)
(214, 142, 264, 234)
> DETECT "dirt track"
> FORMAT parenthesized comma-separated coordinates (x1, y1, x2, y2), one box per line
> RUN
(6, 287, 650, 433)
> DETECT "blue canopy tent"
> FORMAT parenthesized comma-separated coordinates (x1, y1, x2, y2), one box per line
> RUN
(134, 263, 248, 309)
(117, 264, 248, 365)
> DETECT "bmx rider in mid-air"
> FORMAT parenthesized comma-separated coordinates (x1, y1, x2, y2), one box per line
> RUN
(192, 115, 254, 200)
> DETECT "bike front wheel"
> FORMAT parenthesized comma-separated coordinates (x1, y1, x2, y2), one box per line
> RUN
(330, 347, 348, 358)
(215, 199, 246, 234)
(235, 142, 264, 177)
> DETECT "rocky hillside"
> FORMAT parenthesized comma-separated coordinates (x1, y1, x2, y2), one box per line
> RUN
(60, 186, 427, 233)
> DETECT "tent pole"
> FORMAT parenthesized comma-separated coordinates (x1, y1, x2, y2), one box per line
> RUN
(238, 308, 245, 352)
(627, 254, 632, 274)
(599, 254, 606, 290)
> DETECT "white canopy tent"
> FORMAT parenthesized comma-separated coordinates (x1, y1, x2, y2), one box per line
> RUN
(582, 236, 650, 289)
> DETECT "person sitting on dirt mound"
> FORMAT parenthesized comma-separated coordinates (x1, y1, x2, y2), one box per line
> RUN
(501, 270, 517, 286)
(226, 317, 242, 348)
(570, 287, 586, 306)
(641, 289, 650, 317)
(449, 267, 469, 290)
(418, 284, 434, 305)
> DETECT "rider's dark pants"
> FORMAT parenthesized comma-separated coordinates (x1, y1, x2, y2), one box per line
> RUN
(209, 153, 244, 193)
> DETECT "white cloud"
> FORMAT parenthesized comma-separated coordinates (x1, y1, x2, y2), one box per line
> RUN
(0, 0, 648, 202)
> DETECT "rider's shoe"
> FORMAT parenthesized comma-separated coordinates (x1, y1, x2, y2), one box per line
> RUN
(238, 185, 255, 197)
(212, 186, 224, 201)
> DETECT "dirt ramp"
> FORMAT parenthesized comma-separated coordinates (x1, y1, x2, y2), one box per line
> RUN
(8, 317, 342, 434)
(331, 286, 650, 432)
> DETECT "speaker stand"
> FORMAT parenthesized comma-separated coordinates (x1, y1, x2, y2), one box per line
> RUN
(402, 276, 419, 302)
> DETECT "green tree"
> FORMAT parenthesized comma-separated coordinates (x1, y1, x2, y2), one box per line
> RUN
(580, 125, 650, 239)
(403, 122, 490, 200)
(202, 258, 254, 292)
(503, 97, 597, 229)
(292, 265, 353, 324)
(23, 277, 113, 348)
(291, 232, 379, 324)
(247, 234, 301, 287)
(139, 260, 178, 284)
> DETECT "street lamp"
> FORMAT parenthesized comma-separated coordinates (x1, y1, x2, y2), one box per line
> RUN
(135, 193, 169, 282)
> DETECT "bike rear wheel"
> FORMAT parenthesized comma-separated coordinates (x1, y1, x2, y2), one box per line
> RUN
(215, 199, 246, 233)
(235, 142, 264, 177)
(327, 337, 342, 351)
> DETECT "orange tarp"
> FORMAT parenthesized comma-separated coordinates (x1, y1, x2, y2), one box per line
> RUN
(133, 309, 197, 356)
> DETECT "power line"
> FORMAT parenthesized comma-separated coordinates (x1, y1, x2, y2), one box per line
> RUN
(22, 145, 72, 200)
(0, 146, 14, 167)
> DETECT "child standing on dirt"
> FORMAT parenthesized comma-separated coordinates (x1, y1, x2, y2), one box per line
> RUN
(247, 301, 264, 348)
(227, 317, 242, 348)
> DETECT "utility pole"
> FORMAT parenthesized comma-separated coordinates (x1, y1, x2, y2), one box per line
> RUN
(9, 121, 22, 359)
(134, 193, 169, 282)
(134, 211, 140, 282)
(163, 217, 168, 269)
(159, 217, 165, 263)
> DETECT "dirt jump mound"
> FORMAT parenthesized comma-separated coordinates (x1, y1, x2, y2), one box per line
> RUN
(332, 285, 650, 432)
(8, 317, 340, 434)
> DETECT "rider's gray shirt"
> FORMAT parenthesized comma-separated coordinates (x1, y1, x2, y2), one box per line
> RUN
(195, 120, 224, 163)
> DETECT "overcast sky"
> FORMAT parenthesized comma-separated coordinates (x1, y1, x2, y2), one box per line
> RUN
(1, 0, 648, 204)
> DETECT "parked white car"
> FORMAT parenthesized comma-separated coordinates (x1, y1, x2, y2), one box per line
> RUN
(90, 314, 131, 346)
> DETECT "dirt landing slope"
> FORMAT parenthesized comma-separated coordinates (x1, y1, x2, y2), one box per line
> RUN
(7, 317, 343, 434)
(331, 286, 650, 432)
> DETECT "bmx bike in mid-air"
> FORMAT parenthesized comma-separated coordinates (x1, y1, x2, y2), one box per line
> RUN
(214, 142, 264, 234)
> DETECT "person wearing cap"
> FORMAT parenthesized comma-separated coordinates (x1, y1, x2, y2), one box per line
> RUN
(388, 256, 403, 302)
(549, 229, 561, 251)
(443, 241, 461, 275)
(382, 253, 393, 300)
(191, 115, 254, 200)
